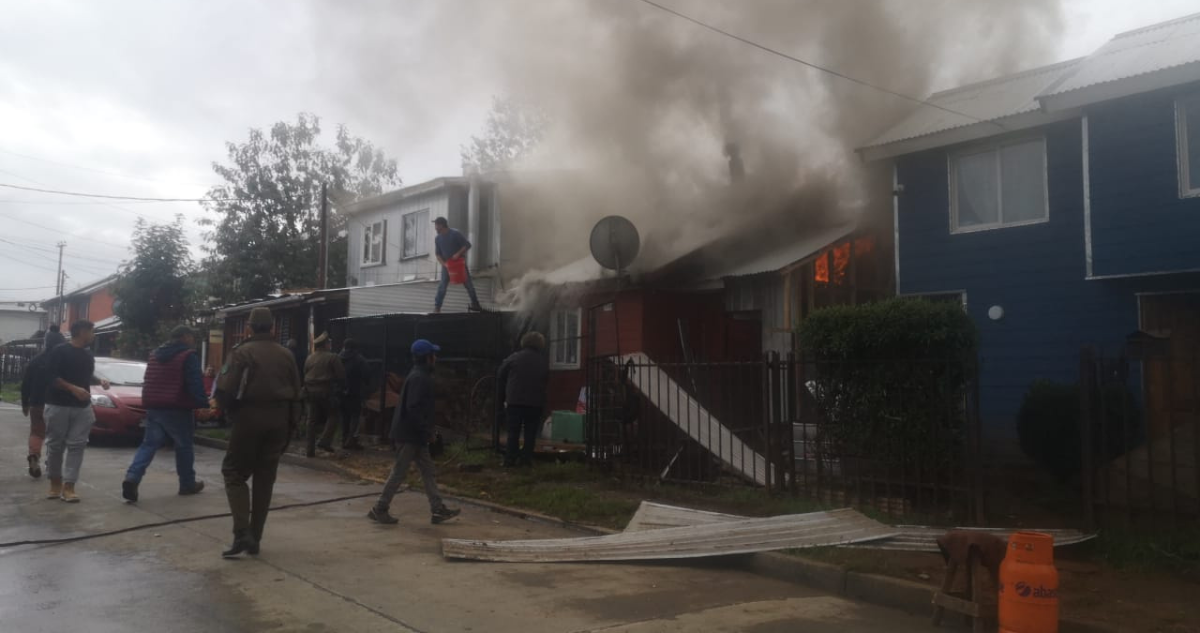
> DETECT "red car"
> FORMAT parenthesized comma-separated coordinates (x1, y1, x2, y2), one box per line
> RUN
(89, 358, 147, 439)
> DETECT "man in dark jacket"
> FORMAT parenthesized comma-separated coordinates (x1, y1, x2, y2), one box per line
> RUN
(122, 325, 209, 502)
(498, 331, 550, 467)
(367, 339, 460, 525)
(43, 324, 66, 350)
(338, 338, 368, 450)
(19, 340, 64, 478)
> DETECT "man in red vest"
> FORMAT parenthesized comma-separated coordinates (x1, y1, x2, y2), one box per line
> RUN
(121, 324, 210, 503)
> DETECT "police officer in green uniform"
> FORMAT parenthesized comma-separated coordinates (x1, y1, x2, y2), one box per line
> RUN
(214, 307, 302, 558)
(303, 332, 345, 457)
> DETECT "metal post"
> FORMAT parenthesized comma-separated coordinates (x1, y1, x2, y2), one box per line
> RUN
(54, 241, 66, 326)
(317, 182, 329, 290)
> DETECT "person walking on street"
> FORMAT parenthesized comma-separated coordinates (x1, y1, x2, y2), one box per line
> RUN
(121, 325, 209, 503)
(367, 339, 460, 525)
(43, 320, 108, 502)
(304, 332, 345, 457)
(19, 339, 65, 478)
(433, 216, 483, 313)
(338, 338, 368, 450)
(214, 307, 302, 558)
(498, 332, 550, 467)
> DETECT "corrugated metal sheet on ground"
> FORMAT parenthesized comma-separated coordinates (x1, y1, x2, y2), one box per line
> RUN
(1039, 12, 1200, 100)
(624, 502, 1096, 553)
(347, 277, 496, 318)
(441, 508, 898, 562)
(622, 352, 771, 486)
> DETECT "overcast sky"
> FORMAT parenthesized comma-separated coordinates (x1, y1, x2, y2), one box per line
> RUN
(0, 0, 1196, 305)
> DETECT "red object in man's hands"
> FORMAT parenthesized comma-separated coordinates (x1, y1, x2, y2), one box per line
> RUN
(445, 257, 467, 285)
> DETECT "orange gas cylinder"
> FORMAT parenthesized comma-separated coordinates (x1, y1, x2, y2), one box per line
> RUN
(445, 257, 467, 285)
(999, 531, 1059, 633)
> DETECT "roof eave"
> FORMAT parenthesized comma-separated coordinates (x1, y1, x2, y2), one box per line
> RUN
(857, 109, 1079, 162)
(1038, 62, 1200, 112)
(342, 177, 470, 216)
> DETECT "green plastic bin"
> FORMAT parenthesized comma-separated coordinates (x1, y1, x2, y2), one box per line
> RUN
(550, 410, 584, 444)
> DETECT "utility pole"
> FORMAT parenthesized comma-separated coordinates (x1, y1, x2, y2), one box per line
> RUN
(317, 182, 328, 290)
(54, 241, 66, 325)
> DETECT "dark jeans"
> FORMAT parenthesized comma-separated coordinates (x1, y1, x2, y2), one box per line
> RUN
(434, 263, 481, 310)
(341, 398, 363, 445)
(306, 393, 340, 453)
(125, 408, 197, 491)
(505, 405, 541, 466)
(374, 442, 443, 513)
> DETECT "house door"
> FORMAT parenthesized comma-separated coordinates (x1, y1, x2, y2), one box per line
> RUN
(1139, 293, 1200, 440)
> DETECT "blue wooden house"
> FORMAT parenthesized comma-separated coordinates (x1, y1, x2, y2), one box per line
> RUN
(859, 14, 1200, 459)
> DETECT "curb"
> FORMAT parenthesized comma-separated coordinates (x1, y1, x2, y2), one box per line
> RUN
(192, 435, 611, 535)
(192, 434, 1115, 632)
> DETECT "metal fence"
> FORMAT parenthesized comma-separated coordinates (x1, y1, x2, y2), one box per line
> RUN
(586, 352, 982, 522)
(1081, 347, 1199, 526)
(0, 339, 43, 387)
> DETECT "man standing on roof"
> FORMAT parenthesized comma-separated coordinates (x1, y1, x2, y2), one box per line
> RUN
(367, 338, 460, 525)
(433, 216, 483, 313)
(303, 332, 345, 457)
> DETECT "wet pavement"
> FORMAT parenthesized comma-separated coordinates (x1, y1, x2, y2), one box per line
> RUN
(0, 404, 929, 632)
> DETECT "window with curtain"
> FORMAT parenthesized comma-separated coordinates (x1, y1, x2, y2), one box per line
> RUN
(362, 220, 386, 266)
(549, 308, 581, 369)
(402, 209, 430, 259)
(950, 137, 1047, 232)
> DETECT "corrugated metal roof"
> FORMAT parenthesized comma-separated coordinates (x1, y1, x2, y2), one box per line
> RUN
(862, 58, 1082, 150)
(441, 509, 899, 562)
(1040, 12, 1200, 104)
(348, 278, 496, 318)
(714, 222, 857, 279)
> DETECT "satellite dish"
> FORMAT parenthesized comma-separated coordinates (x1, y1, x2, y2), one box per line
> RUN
(589, 216, 640, 272)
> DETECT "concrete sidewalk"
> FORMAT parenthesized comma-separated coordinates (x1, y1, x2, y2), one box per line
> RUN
(1, 408, 929, 632)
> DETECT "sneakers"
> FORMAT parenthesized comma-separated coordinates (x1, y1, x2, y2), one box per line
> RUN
(61, 482, 80, 503)
(27, 455, 42, 479)
(122, 480, 139, 503)
(367, 507, 399, 525)
(431, 505, 461, 525)
(47, 478, 62, 499)
(179, 480, 205, 496)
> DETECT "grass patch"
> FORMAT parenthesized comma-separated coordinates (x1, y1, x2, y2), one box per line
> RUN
(197, 428, 230, 441)
(1093, 529, 1200, 574)
(1, 384, 21, 406)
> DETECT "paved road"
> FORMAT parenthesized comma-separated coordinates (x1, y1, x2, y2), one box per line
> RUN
(0, 405, 928, 632)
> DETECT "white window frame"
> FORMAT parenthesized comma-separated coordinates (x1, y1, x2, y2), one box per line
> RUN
(948, 136, 1049, 234)
(549, 308, 582, 370)
(361, 220, 387, 267)
(401, 209, 431, 260)
(1176, 95, 1200, 198)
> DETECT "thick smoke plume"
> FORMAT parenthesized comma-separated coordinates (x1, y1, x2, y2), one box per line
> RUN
(314, 0, 1064, 294)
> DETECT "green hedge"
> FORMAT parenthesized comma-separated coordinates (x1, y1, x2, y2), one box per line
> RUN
(797, 298, 980, 474)
(1017, 380, 1141, 482)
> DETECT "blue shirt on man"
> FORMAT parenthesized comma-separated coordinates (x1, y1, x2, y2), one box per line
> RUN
(434, 228, 471, 262)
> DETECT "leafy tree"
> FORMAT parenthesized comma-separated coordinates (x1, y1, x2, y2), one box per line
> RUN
(461, 96, 549, 173)
(200, 113, 400, 303)
(113, 216, 194, 357)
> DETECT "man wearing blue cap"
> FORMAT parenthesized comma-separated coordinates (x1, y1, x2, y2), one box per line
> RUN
(367, 338, 460, 525)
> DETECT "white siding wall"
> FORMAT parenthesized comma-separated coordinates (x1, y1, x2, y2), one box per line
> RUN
(346, 191, 452, 287)
(724, 275, 793, 355)
(348, 278, 498, 317)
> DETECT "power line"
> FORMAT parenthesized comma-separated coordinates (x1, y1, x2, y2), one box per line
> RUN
(0, 238, 126, 265)
(0, 249, 59, 273)
(0, 285, 55, 291)
(0, 147, 220, 188)
(0, 182, 234, 203)
(632, 0, 1005, 130)
(0, 210, 131, 251)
